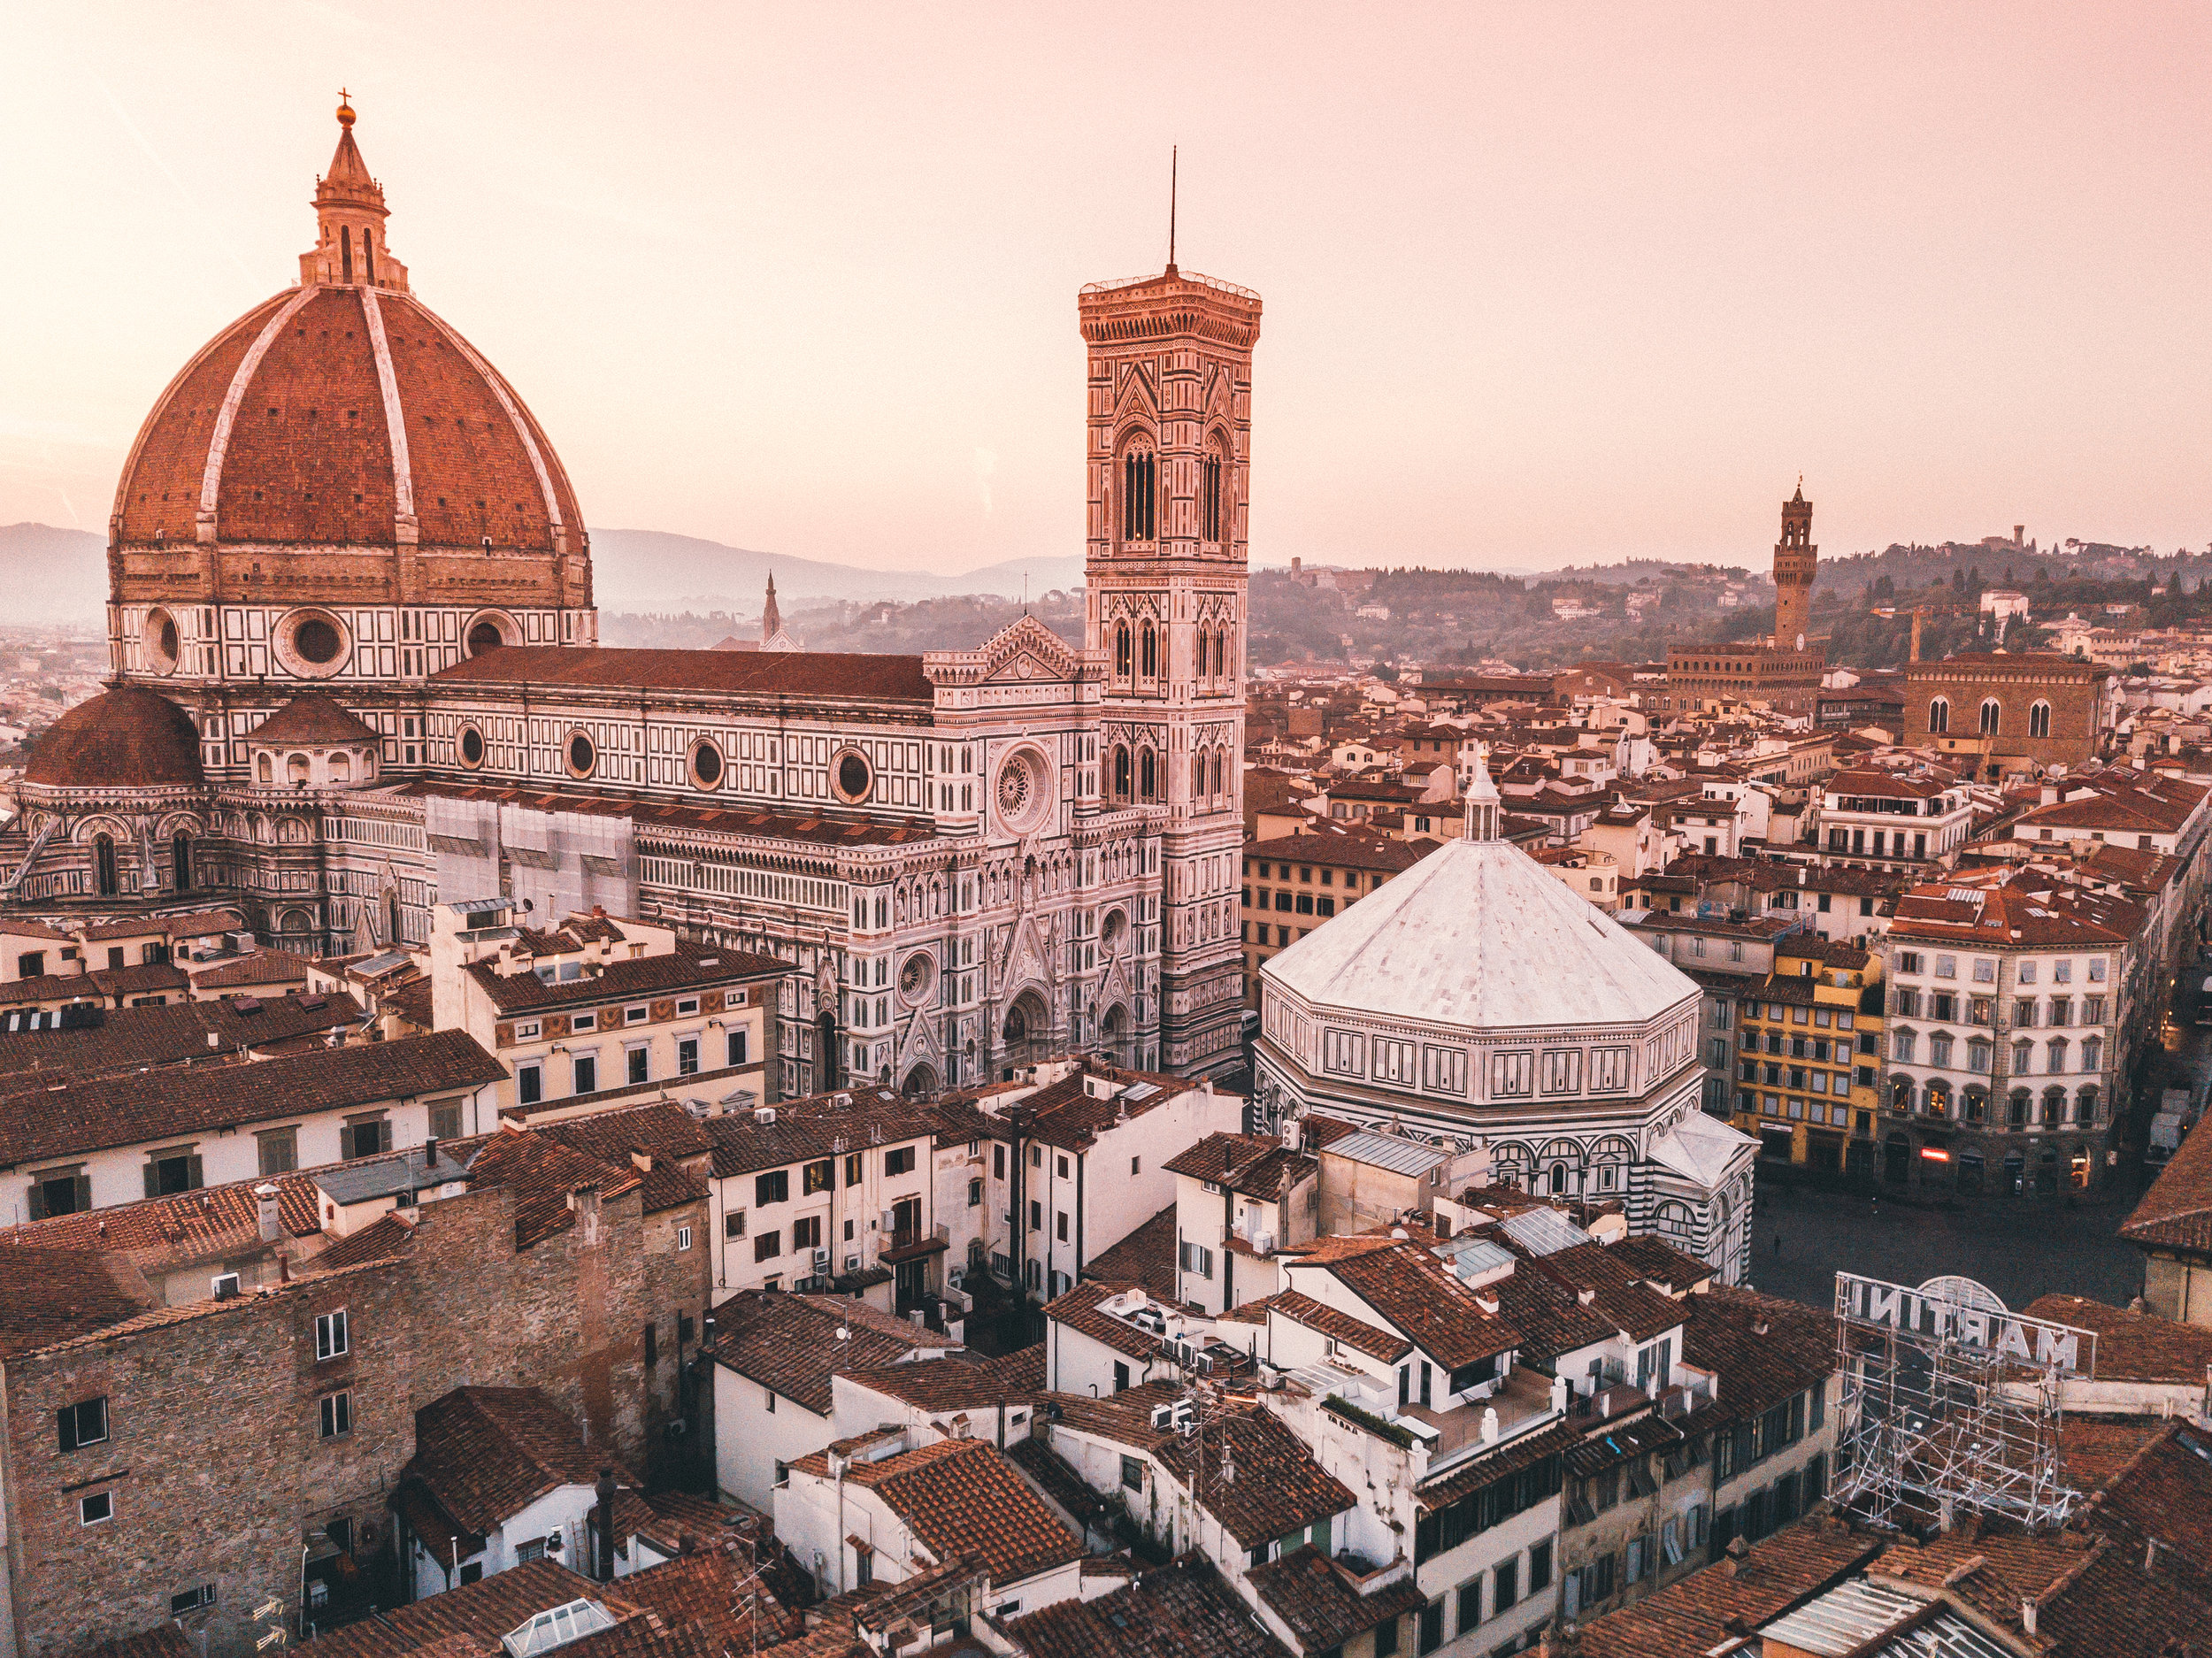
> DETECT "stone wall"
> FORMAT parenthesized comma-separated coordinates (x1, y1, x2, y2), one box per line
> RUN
(2, 1174, 710, 1658)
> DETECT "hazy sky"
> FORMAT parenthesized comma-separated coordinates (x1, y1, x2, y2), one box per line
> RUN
(6, 3, 2210, 576)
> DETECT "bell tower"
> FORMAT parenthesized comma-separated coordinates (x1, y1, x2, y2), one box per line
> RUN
(1772, 481, 1817, 650)
(1079, 260, 1260, 1078)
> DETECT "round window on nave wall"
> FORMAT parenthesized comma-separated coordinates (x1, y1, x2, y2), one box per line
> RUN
(457, 725, 486, 768)
(833, 748, 872, 804)
(566, 730, 597, 779)
(690, 739, 724, 790)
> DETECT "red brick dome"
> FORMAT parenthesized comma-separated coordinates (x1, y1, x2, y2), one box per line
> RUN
(108, 106, 584, 560)
(24, 686, 205, 791)
(111, 284, 585, 557)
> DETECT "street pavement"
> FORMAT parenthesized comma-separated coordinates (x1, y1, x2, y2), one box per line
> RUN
(1741, 1182, 2146, 1314)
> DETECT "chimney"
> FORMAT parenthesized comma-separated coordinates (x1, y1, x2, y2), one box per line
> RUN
(1723, 1535, 1749, 1577)
(2020, 1599, 2036, 1637)
(255, 1181, 283, 1243)
(595, 1467, 618, 1581)
(423, 1135, 439, 1171)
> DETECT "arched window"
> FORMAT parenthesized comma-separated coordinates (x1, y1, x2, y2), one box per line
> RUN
(1140, 620, 1157, 679)
(1924, 1079, 1951, 1117)
(1891, 1027, 1916, 1063)
(362, 228, 373, 285)
(172, 832, 192, 893)
(1202, 448, 1225, 542)
(1120, 445, 1156, 542)
(2077, 1085, 2100, 1123)
(1112, 745, 1131, 801)
(2012, 1038, 2032, 1073)
(2081, 1035, 2102, 1071)
(385, 889, 402, 947)
(2047, 1037, 2069, 1072)
(2008, 1088, 2030, 1128)
(286, 752, 311, 785)
(1889, 1075, 1914, 1111)
(1115, 623, 1133, 678)
(1189, 752, 1204, 797)
(341, 225, 353, 283)
(1210, 748, 1225, 798)
(2028, 701, 2051, 739)
(1978, 699, 2001, 736)
(94, 834, 118, 897)
(1928, 697, 1949, 734)
(1928, 1032, 1953, 1067)
(257, 753, 273, 785)
(2041, 1087, 2065, 1127)
(1139, 748, 1157, 801)
(1966, 1037, 1991, 1073)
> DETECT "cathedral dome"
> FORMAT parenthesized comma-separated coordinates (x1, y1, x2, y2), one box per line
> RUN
(108, 106, 585, 562)
(24, 687, 205, 792)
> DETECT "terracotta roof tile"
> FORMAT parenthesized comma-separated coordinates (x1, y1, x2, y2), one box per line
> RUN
(1319, 1240, 1521, 1369)
(294, 1559, 644, 1658)
(704, 1290, 945, 1414)
(1247, 1544, 1425, 1651)
(1268, 1290, 1412, 1362)
(0, 1165, 325, 1260)
(1164, 1133, 1317, 1199)
(249, 693, 381, 747)
(703, 1087, 937, 1178)
(0, 1027, 503, 1165)
(462, 940, 786, 1016)
(1156, 1407, 1356, 1549)
(62, 1628, 197, 1658)
(2020, 1293, 2212, 1386)
(1006, 1556, 1295, 1658)
(23, 686, 205, 790)
(404, 1386, 641, 1536)
(2121, 1112, 2212, 1255)
(0, 987, 362, 1083)
(791, 1438, 1082, 1585)
(1573, 1518, 1884, 1658)
(0, 1246, 160, 1358)
(1680, 1286, 1838, 1420)
(402, 779, 939, 849)
(1084, 1205, 1179, 1301)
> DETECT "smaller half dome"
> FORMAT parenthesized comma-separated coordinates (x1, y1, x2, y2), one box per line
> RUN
(25, 687, 205, 792)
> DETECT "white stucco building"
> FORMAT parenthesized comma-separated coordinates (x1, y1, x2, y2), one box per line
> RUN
(1251, 757, 1756, 1284)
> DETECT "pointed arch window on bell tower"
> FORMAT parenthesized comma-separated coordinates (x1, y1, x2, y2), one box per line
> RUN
(1140, 619, 1157, 679)
(1121, 445, 1156, 543)
(1202, 449, 1224, 543)
(341, 226, 353, 283)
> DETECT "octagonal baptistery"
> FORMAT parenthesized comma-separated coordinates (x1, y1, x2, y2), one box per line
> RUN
(105, 96, 595, 780)
(1253, 763, 1756, 1282)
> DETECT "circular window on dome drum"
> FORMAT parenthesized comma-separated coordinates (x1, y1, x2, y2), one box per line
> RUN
(832, 748, 872, 804)
(689, 739, 724, 791)
(464, 611, 518, 658)
(142, 609, 180, 675)
(995, 746, 1054, 834)
(457, 725, 486, 768)
(897, 951, 936, 1007)
(566, 730, 597, 779)
(274, 610, 350, 679)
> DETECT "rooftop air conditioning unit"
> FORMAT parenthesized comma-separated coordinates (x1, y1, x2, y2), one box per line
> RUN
(211, 1272, 241, 1301)
(845, 1255, 862, 1271)
(753, 1106, 777, 1125)
(1150, 1404, 1174, 1431)
(812, 1248, 831, 1272)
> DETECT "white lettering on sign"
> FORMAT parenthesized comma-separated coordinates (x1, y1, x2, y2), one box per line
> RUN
(1834, 1273, 2095, 1378)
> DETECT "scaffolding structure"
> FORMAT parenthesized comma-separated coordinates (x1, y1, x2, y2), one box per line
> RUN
(1831, 1273, 2093, 1532)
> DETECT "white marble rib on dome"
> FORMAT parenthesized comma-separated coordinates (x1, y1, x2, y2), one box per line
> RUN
(1263, 835, 1696, 1032)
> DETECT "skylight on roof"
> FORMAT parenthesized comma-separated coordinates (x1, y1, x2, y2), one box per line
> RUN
(502, 1600, 617, 1658)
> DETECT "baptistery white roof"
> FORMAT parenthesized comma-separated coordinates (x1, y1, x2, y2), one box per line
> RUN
(1263, 831, 1697, 1033)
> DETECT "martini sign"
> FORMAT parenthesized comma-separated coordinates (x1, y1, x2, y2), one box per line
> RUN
(1835, 1273, 2096, 1378)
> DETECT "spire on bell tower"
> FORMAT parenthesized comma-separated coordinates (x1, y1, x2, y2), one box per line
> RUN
(762, 572, 782, 645)
(299, 93, 410, 293)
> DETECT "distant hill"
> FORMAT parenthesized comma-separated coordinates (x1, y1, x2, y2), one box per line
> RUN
(0, 523, 1088, 630)
(588, 528, 1085, 611)
(0, 524, 106, 626)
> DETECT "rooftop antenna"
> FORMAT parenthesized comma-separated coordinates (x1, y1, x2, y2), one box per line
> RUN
(1167, 146, 1178, 273)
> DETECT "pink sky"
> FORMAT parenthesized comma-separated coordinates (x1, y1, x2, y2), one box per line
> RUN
(5, 2, 2209, 575)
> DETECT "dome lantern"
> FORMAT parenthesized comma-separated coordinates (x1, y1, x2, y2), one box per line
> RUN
(300, 93, 409, 294)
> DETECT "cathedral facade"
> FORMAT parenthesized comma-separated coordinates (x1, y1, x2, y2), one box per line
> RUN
(0, 102, 1253, 1092)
